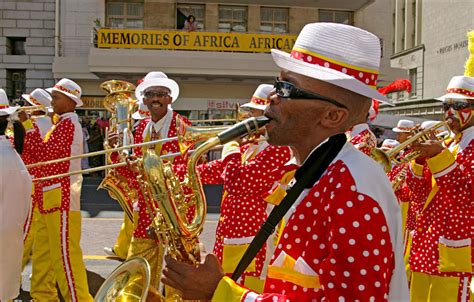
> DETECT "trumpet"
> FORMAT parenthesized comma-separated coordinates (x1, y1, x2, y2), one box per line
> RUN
(18, 105, 46, 112)
(371, 121, 449, 173)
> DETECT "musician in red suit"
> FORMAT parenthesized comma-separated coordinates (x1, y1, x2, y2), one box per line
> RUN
(18, 88, 54, 271)
(407, 75, 474, 301)
(198, 84, 292, 292)
(21, 78, 93, 301)
(162, 23, 408, 301)
(345, 100, 377, 155)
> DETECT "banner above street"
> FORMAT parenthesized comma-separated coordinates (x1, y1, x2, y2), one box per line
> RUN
(97, 28, 296, 53)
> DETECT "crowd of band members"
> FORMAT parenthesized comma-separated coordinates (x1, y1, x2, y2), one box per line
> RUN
(1, 23, 473, 302)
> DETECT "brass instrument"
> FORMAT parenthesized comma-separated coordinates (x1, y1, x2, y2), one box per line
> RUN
(97, 80, 137, 220)
(371, 121, 449, 173)
(18, 105, 46, 112)
(95, 116, 269, 302)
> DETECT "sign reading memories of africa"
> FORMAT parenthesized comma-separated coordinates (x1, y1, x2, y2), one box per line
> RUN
(97, 29, 296, 53)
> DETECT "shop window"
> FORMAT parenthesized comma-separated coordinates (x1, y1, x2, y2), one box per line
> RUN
(319, 10, 353, 25)
(260, 7, 288, 33)
(106, 1, 144, 29)
(219, 6, 247, 32)
(177, 3, 205, 30)
(6, 69, 26, 101)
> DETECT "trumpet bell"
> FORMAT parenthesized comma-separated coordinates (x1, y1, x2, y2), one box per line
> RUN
(370, 148, 392, 173)
(100, 80, 137, 113)
(94, 257, 150, 302)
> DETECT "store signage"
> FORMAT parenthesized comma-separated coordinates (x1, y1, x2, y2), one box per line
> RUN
(207, 100, 242, 110)
(97, 29, 296, 53)
(81, 97, 105, 109)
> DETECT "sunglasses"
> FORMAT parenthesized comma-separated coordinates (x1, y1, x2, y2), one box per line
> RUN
(442, 100, 474, 111)
(142, 91, 170, 99)
(273, 78, 348, 109)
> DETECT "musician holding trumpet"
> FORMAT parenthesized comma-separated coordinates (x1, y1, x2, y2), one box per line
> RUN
(162, 23, 408, 301)
(406, 75, 474, 301)
(20, 78, 93, 301)
(197, 84, 292, 292)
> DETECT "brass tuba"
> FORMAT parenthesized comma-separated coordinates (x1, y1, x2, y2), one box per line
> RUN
(98, 80, 138, 221)
(95, 116, 269, 301)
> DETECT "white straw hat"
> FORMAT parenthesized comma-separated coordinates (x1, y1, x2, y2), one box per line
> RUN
(22, 88, 52, 110)
(271, 23, 391, 104)
(135, 71, 179, 103)
(381, 139, 400, 151)
(0, 89, 18, 116)
(241, 84, 273, 111)
(132, 101, 150, 120)
(46, 78, 83, 107)
(435, 76, 474, 101)
(392, 119, 415, 133)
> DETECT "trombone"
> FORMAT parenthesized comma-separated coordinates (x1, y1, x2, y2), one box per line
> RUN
(17, 105, 46, 112)
(371, 121, 449, 173)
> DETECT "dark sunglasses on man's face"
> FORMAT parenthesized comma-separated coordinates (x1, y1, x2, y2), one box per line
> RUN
(142, 91, 170, 99)
(442, 100, 474, 111)
(273, 78, 348, 109)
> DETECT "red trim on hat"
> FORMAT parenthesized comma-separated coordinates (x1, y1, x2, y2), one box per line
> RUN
(395, 126, 413, 131)
(446, 88, 474, 97)
(0, 105, 9, 109)
(290, 49, 378, 88)
(251, 96, 269, 106)
(54, 85, 80, 96)
(138, 109, 150, 116)
(28, 96, 42, 106)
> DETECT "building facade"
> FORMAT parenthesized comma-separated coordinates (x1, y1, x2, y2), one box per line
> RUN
(1, 0, 403, 121)
(0, 0, 56, 101)
(386, 0, 474, 118)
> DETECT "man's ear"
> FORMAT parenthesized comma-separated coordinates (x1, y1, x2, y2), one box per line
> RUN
(320, 107, 350, 129)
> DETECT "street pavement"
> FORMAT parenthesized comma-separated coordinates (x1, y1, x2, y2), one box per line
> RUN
(18, 177, 220, 301)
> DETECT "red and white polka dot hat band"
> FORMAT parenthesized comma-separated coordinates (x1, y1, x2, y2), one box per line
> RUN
(435, 75, 474, 102)
(0, 88, 18, 116)
(46, 78, 83, 107)
(132, 101, 150, 120)
(241, 84, 273, 111)
(392, 119, 415, 133)
(271, 23, 391, 105)
(381, 139, 400, 151)
(22, 88, 52, 109)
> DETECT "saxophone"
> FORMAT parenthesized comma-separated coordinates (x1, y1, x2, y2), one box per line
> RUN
(94, 116, 269, 302)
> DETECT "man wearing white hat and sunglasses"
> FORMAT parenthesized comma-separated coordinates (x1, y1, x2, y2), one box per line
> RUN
(405, 75, 474, 301)
(162, 23, 408, 301)
(21, 79, 93, 301)
(0, 88, 32, 302)
(197, 84, 291, 292)
(107, 71, 192, 289)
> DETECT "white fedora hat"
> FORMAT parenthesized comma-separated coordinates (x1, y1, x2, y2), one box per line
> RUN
(381, 139, 400, 151)
(435, 76, 474, 101)
(420, 120, 446, 134)
(132, 101, 150, 120)
(0, 89, 18, 116)
(392, 119, 415, 133)
(241, 84, 273, 111)
(271, 23, 391, 105)
(46, 78, 83, 107)
(135, 71, 179, 103)
(22, 88, 52, 110)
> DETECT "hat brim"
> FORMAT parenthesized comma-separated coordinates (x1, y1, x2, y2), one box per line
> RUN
(135, 78, 179, 103)
(132, 111, 148, 120)
(271, 49, 392, 105)
(0, 106, 19, 116)
(435, 92, 474, 102)
(392, 127, 411, 133)
(46, 88, 83, 107)
(240, 103, 267, 111)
